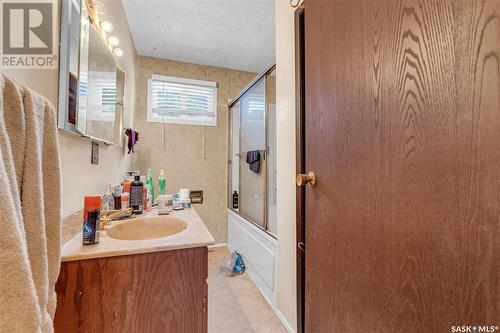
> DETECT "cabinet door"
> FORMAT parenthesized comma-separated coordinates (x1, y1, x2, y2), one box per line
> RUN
(55, 247, 209, 332)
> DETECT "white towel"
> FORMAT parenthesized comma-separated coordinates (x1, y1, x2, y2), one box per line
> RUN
(0, 74, 61, 332)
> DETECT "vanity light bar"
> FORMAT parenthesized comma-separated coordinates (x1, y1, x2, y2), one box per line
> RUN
(101, 21, 113, 33)
(108, 36, 120, 47)
(93, 2, 123, 58)
(113, 48, 123, 57)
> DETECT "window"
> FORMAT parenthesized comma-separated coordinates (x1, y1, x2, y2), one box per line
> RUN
(147, 75, 217, 126)
(101, 87, 116, 106)
(86, 71, 116, 121)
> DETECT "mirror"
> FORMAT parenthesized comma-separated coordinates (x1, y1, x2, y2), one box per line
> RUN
(81, 24, 118, 143)
(57, 0, 82, 134)
(76, 1, 89, 135)
(58, 0, 124, 146)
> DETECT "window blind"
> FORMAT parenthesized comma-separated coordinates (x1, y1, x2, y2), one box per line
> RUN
(101, 87, 116, 107)
(148, 75, 217, 126)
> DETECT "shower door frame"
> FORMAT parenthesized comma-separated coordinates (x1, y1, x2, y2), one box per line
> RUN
(227, 63, 276, 238)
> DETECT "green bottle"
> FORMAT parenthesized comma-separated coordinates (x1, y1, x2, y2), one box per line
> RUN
(158, 168, 166, 196)
(146, 168, 155, 204)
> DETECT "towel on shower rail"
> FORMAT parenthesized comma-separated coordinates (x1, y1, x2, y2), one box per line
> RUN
(246, 150, 261, 174)
(0, 74, 61, 333)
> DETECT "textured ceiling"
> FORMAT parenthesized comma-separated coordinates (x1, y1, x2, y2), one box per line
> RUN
(122, 0, 275, 73)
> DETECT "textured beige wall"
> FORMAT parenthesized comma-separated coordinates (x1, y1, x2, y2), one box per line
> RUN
(134, 55, 255, 243)
(1, 0, 137, 218)
(275, 0, 298, 330)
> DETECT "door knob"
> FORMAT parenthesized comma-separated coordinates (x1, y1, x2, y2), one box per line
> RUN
(296, 171, 316, 187)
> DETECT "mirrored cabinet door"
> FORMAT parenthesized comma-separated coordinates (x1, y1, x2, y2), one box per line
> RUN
(58, 0, 125, 146)
(58, 0, 82, 134)
(76, 1, 89, 135)
(84, 24, 117, 143)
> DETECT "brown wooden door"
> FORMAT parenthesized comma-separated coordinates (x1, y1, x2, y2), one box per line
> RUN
(303, 1, 500, 332)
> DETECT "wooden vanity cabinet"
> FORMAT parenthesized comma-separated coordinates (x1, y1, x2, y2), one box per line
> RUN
(54, 246, 208, 333)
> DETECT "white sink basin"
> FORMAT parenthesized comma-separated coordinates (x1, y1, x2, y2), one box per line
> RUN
(106, 215, 187, 241)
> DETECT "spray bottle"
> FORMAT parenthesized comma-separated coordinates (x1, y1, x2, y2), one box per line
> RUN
(146, 168, 155, 204)
(158, 169, 166, 196)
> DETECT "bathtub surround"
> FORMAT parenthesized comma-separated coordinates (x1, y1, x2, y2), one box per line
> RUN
(133, 55, 255, 243)
(0, 75, 61, 332)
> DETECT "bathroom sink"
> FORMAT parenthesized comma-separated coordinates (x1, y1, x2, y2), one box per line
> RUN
(106, 216, 187, 241)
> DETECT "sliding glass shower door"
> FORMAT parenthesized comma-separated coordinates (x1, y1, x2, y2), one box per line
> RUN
(238, 77, 266, 227)
(228, 64, 276, 236)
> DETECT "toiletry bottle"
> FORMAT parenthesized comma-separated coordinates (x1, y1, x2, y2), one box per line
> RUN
(101, 184, 114, 211)
(146, 168, 155, 204)
(140, 175, 148, 212)
(123, 179, 132, 193)
(83, 209, 100, 245)
(158, 169, 166, 196)
(83, 195, 101, 218)
(146, 187, 152, 211)
(82, 194, 101, 245)
(113, 185, 122, 210)
(130, 175, 144, 214)
(121, 192, 130, 209)
(233, 191, 239, 209)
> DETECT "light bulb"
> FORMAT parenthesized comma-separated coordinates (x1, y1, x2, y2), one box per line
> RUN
(101, 21, 113, 33)
(108, 36, 119, 47)
(113, 48, 123, 57)
(94, 1, 105, 15)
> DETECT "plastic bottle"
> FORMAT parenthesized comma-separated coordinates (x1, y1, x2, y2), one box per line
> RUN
(146, 187, 152, 211)
(232, 191, 239, 209)
(146, 168, 155, 204)
(101, 184, 114, 211)
(121, 192, 130, 209)
(123, 179, 132, 193)
(140, 175, 148, 212)
(130, 175, 144, 214)
(158, 169, 166, 196)
(113, 185, 122, 210)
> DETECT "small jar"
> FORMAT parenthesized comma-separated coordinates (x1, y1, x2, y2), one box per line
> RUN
(121, 192, 130, 209)
(158, 194, 173, 215)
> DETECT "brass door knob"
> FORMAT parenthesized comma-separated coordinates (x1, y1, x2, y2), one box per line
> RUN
(296, 171, 316, 187)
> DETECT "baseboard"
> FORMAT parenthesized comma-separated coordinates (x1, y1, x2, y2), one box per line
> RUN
(274, 308, 295, 333)
(243, 269, 295, 333)
(208, 243, 227, 248)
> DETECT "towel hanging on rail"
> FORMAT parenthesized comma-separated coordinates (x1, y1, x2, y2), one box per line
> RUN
(246, 150, 261, 174)
(0, 74, 62, 332)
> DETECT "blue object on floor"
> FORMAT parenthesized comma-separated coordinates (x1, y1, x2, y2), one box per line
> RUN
(233, 252, 246, 274)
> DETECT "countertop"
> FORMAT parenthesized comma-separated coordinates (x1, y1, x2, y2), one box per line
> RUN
(61, 207, 215, 262)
